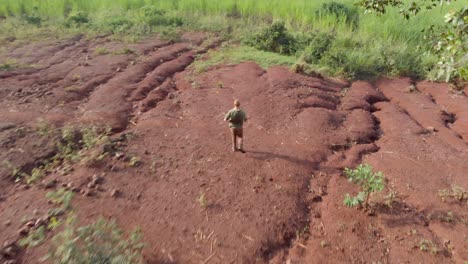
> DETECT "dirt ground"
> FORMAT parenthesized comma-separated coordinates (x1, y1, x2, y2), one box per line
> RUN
(0, 34, 467, 264)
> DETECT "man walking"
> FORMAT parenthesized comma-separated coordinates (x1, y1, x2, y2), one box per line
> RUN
(224, 99, 248, 153)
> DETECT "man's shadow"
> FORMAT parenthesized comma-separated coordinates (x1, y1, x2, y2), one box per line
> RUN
(247, 150, 319, 169)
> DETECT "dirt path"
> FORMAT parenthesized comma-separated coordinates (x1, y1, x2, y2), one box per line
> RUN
(0, 36, 467, 264)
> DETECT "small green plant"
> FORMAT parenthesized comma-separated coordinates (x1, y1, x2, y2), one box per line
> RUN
(2, 159, 27, 182)
(441, 211, 455, 223)
(19, 226, 46, 248)
(71, 74, 81, 82)
(198, 192, 207, 208)
(0, 58, 17, 71)
(36, 119, 54, 136)
(418, 239, 439, 254)
(128, 156, 141, 167)
(438, 185, 467, 203)
(343, 164, 385, 208)
(114, 47, 135, 55)
(46, 188, 74, 210)
(26, 167, 45, 184)
(65, 11, 89, 27)
(47, 216, 144, 264)
(47, 217, 62, 230)
(95, 46, 109, 55)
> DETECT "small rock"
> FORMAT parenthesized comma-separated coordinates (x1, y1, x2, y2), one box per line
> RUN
(91, 174, 103, 185)
(83, 189, 94, 197)
(4, 220, 11, 227)
(2, 245, 17, 258)
(136, 193, 142, 199)
(426, 126, 437, 132)
(25, 221, 35, 228)
(3, 240, 16, 249)
(0, 122, 16, 132)
(33, 209, 38, 215)
(35, 218, 45, 227)
(71, 187, 81, 193)
(87, 182, 95, 189)
(116, 67, 121, 72)
(115, 152, 124, 160)
(65, 182, 74, 190)
(18, 226, 29, 236)
(110, 189, 120, 198)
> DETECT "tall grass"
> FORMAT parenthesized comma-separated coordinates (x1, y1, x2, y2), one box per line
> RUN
(0, 0, 464, 79)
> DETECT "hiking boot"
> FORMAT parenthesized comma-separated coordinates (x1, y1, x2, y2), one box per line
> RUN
(238, 148, 246, 153)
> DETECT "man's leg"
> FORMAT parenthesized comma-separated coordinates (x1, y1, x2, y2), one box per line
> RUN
(231, 128, 237, 151)
(238, 128, 245, 153)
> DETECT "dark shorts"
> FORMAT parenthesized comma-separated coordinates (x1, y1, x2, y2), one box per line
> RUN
(231, 128, 243, 138)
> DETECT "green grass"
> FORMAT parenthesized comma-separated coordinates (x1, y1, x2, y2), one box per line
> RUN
(0, 0, 465, 80)
(193, 45, 297, 73)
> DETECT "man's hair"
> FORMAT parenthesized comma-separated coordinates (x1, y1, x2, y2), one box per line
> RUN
(234, 99, 240, 107)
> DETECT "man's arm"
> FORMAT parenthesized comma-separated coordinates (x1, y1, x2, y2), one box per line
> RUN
(224, 111, 231, 122)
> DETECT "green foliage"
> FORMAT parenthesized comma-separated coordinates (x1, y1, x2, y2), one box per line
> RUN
(343, 164, 385, 207)
(46, 188, 74, 210)
(19, 226, 46, 248)
(245, 21, 297, 55)
(65, 11, 89, 27)
(300, 32, 335, 64)
(47, 216, 144, 264)
(26, 167, 45, 184)
(128, 156, 141, 167)
(316, 2, 359, 28)
(198, 192, 207, 208)
(438, 185, 467, 203)
(192, 45, 296, 73)
(356, 0, 466, 83)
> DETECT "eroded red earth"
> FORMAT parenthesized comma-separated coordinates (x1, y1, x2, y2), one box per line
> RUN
(0, 34, 467, 264)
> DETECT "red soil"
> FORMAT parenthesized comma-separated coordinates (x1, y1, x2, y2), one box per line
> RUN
(0, 35, 466, 264)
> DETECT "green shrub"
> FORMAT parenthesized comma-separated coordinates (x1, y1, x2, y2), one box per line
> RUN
(47, 216, 144, 264)
(65, 11, 89, 27)
(316, 2, 359, 28)
(245, 21, 297, 55)
(19, 226, 46, 248)
(137, 6, 183, 27)
(300, 32, 335, 64)
(103, 16, 134, 33)
(343, 164, 385, 207)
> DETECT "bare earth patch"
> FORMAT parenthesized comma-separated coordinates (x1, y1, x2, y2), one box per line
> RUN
(0, 35, 466, 264)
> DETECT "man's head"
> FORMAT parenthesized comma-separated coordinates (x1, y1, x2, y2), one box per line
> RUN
(234, 99, 240, 107)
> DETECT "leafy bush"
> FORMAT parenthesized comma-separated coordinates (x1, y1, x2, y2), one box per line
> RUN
(316, 2, 359, 28)
(103, 16, 134, 34)
(245, 21, 297, 55)
(137, 6, 183, 27)
(65, 11, 89, 27)
(343, 164, 385, 207)
(47, 216, 144, 264)
(19, 226, 46, 248)
(300, 32, 335, 64)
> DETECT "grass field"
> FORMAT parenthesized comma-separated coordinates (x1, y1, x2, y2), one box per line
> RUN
(0, 0, 465, 80)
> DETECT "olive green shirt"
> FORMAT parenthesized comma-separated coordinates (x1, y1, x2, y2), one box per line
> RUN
(224, 108, 247, 128)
